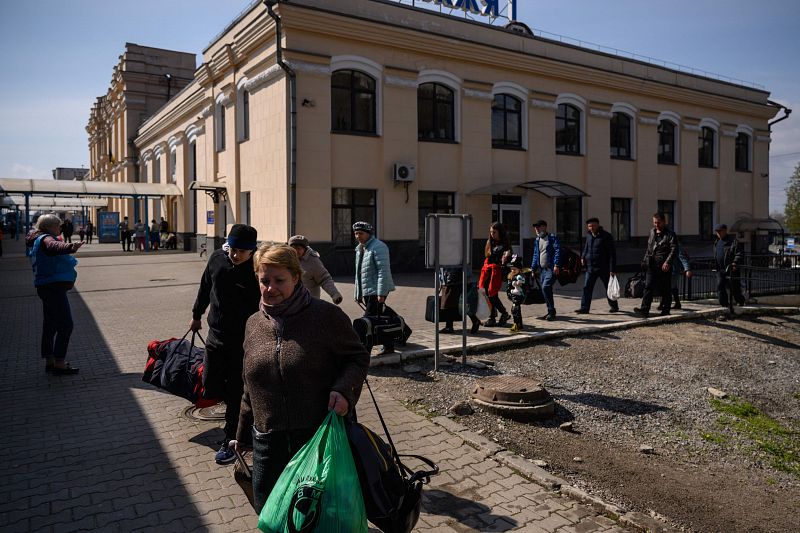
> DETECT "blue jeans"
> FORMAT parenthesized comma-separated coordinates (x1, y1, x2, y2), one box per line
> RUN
(539, 268, 556, 314)
(580, 270, 618, 311)
(36, 285, 74, 360)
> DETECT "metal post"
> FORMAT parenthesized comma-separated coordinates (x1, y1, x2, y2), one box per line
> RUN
(24, 193, 30, 235)
(461, 215, 468, 364)
(144, 196, 150, 251)
(14, 207, 20, 239)
(433, 216, 440, 373)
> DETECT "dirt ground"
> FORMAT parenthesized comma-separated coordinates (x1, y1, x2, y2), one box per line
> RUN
(369, 313, 800, 533)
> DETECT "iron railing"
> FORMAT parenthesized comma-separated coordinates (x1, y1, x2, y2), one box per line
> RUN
(680, 254, 800, 301)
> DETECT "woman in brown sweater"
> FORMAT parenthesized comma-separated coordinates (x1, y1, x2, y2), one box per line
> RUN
(231, 244, 370, 512)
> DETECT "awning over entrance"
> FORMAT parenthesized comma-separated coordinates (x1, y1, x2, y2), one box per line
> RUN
(467, 180, 588, 198)
(729, 216, 784, 234)
(189, 181, 227, 203)
(1, 196, 109, 209)
(0, 178, 181, 197)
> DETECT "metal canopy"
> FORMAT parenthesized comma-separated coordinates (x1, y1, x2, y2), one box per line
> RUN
(467, 180, 588, 198)
(1, 196, 109, 209)
(729, 216, 784, 233)
(189, 181, 227, 203)
(0, 178, 181, 197)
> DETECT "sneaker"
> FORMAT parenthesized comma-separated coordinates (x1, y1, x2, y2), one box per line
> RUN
(215, 443, 236, 465)
(510, 324, 522, 333)
(484, 318, 498, 327)
(633, 307, 650, 319)
(470, 319, 481, 334)
(671, 302, 682, 310)
(543, 313, 555, 321)
(498, 313, 511, 326)
(376, 346, 395, 356)
(574, 309, 590, 314)
(659, 310, 671, 316)
(608, 306, 619, 313)
(439, 326, 455, 334)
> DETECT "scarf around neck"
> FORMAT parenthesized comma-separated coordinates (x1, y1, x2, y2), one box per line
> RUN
(261, 283, 312, 327)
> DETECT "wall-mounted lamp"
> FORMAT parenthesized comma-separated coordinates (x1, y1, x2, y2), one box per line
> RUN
(761, 172, 769, 178)
(301, 98, 315, 108)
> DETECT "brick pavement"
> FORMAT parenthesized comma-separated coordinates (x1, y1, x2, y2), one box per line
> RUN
(0, 242, 721, 531)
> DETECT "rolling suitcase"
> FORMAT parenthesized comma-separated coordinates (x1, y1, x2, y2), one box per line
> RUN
(424, 295, 462, 323)
(353, 304, 412, 352)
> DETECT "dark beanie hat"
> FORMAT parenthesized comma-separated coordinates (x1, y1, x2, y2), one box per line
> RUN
(352, 221, 373, 233)
(227, 224, 257, 250)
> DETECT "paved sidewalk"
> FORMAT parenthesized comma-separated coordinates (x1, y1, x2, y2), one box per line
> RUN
(0, 244, 743, 531)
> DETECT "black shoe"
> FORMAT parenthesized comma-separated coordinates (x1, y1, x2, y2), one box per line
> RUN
(439, 326, 455, 334)
(498, 313, 511, 326)
(544, 313, 555, 321)
(376, 346, 395, 356)
(574, 309, 590, 314)
(659, 310, 671, 316)
(470, 319, 481, 334)
(484, 318, 497, 327)
(608, 306, 619, 313)
(633, 307, 650, 319)
(671, 302, 682, 310)
(51, 365, 79, 375)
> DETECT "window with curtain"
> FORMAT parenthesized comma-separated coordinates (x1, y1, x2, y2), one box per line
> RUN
(658, 120, 676, 164)
(556, 103, 580, 154)
(418, 82, 455, 141)
(331, 69, 376, 134)
(332, 188, 377, 247)
(491, 94, 522, 148)
(610, 112, 632, 159)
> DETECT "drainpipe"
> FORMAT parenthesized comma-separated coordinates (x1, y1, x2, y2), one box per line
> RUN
(264, 0, 297, 237)
(767, 100, 792, 130)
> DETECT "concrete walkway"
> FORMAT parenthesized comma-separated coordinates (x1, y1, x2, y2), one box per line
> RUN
(1, 242, 761, 532)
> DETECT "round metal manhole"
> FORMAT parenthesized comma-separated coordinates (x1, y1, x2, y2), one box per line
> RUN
(183, 402, 227, 421)
(471, 375, 554, 420)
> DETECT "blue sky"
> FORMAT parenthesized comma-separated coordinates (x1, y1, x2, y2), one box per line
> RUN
(0, 0, 797, 213)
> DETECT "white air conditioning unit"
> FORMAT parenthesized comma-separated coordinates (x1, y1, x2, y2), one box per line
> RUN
(393, 163, 416, 183)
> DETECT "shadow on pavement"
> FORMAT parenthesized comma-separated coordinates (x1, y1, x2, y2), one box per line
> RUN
(556, 393, 669, 416)
(422, 488, 518, 530)
(711, 318, 800, 350)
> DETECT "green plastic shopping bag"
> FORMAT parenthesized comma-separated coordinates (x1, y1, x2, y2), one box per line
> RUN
(257, 411, 368, 533)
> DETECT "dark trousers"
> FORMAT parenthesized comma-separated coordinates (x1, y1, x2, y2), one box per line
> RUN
(363, 295, 394, 349)
(716, 271, 745, 307)
(36, 286, 73, 360)
(580, 270, 618, 311)
(510, 298, 523, 327)
(203, 333, 245, 442)
(640, 265, 672, 312)
(251, 426, 316, 513)
(121, 231, 131, 251)
(488, 294, 508, 319)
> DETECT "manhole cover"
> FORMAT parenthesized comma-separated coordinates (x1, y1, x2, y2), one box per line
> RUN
(183, 402, 227, 421)
(471, 375, 554, 420)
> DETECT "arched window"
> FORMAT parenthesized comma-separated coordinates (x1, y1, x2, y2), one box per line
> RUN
(418, 82, 455, 141)
(658, 120, 676, 164)
(491, 94, 522, 148)
(735, 132, 750, 171)
(610, 112, 632, 159)
(556, 103, 581, 154)
(215, 102, 226, 152)
(331, 69, 376, 134)
(699, 126, 715, 168)
(237, 84, 250, 143)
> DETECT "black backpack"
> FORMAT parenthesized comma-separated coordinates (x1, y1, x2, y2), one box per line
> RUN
(625, 271, 646, 298)
(347, 380, 438, 533)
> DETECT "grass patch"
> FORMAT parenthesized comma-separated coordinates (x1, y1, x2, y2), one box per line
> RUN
(700, 431, 727, 444)
(793, 392, 800, 400)
(709, 396, 800, 477)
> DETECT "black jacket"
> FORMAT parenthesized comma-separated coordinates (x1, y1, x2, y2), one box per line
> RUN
(581, 227, 616, 272)
(643, 227, 677, 267)
(192, 249, 260, 344)
(713, 234, 744, 270)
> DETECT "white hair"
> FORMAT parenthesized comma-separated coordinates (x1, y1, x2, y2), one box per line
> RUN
(35, 213, 62, 232)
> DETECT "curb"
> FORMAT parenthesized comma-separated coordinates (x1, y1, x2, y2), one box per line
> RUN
(370, 305, 800, 367)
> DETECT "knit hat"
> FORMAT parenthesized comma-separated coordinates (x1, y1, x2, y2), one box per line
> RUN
(352, 221, 373, 234)
(227, 224, 258, 250)
(288, 235, 309, 248)
(713, 223, 727, 231)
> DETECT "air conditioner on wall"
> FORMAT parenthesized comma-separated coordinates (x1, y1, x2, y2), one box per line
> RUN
(393, 163, 416, 182)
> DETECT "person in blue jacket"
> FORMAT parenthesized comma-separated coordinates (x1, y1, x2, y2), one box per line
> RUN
(353, 221, 396, 354)
(26, 213, 84, 375)
(531, 220, 561, 321)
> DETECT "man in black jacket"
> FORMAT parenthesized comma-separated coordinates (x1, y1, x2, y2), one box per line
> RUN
(635, 212, 677, 318)
(190, 224, 260, 464)
(713, 223, 745, 309)
(576, 217, 618, 314)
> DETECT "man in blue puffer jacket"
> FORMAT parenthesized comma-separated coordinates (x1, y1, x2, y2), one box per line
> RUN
(353, 221, 396, 354)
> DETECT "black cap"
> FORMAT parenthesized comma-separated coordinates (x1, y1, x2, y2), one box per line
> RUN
(227, 224, 258, 250)
(714, 223, 727, 231)
(533, 219, 548, 228)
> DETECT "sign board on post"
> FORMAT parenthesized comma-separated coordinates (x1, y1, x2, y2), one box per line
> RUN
(98, 212, 120, 243)
(425, 214, 472, 268)
(206, 211, 215, 224)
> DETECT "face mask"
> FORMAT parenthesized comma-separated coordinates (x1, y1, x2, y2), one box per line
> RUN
(537, 230, 545, 237)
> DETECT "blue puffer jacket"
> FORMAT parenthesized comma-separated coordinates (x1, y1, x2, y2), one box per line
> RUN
(28, 234, 78, 286)
(354, 236, 395, 300)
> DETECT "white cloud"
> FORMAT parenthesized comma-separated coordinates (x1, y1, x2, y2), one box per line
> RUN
(8, 163, 50, 180)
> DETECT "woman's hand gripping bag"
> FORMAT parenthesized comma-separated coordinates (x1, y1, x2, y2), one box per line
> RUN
(258, 411, 368, 533)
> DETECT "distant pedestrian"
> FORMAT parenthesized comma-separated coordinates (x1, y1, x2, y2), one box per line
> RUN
(159, 216, 169, 246)
(438, 267, 480, 334)
(531, 220, 561, 321)
(352, 221, 396, 355)
(60, 218, 73, 243)
(634, 213, 677, 318)
(149, 219, 160, 251)
(190, 224, 260, 464)
(712, 224, 745, 311)
(479, 222, 511, 327)
(26, 214, 84, 375)
(78, 226, 85, 242)
(576, 218, 618, 314)
(287, 235, 343, 304)
(506, 255, 529, 332)
(133, 219, 147, 251)
(86, 220, 94, 244)
(660, 241, 692, 311)
(119, 216, 131, 252)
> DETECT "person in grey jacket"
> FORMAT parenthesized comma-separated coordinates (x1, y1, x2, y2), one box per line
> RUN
(635, 212, 678, 318)
(353, 221, 396, 354)
(288, 235, 343, 304)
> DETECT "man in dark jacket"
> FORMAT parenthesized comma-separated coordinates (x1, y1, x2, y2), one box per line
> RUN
(635, 212, 677, 318)
(713, 223, 745, 309)
(190, 224, 260, 464)
(576, 217, 618, 314)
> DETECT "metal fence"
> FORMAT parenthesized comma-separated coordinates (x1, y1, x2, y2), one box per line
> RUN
(680, 254, 800, 301)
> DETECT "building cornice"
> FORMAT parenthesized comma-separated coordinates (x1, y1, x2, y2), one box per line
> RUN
(463, 88, 493, 100)
(530, 99, 557, 110)
(245, 63, 284, 92)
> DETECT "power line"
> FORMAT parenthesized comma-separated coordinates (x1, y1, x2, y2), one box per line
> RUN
(771, 151, 800, 159)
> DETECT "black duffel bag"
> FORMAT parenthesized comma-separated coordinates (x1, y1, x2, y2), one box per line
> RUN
(347, 379, 439, 533)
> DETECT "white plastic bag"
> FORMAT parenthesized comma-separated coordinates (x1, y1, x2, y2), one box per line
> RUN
(475, 287, 491, 321)
(607, 275, 621, 301)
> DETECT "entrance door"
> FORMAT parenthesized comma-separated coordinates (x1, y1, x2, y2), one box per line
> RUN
(492, 195, 522, 255)
(556, 196, 582, 246)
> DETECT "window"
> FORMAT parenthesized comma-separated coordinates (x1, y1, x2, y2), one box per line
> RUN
(189, 141, 196, 180)
(169, 150, 176, 183)
(418, 82, 455, 141)
(141, 161, 148, 184)
(418, 192, 455, 245)
(215, 103, 226, 152)
(556, 197, 582, 245)
(735, 132, 750, 171)
(241, 192, 251, 226)
(153, 156, 161, 183)
(658, 200, 676, 231)
(332, 188, 376, 247)
(610, 112, 632, 159)
(658, 120, 676, 164)
(238, 89, 250, 142)
(491, 94, 522, 148)
(331, 70, 376, 134)
(698, 126, 715, 168)
(556, 103, 581, 154)
(699, 201, 714, 240)
(610, 198, 631, 242)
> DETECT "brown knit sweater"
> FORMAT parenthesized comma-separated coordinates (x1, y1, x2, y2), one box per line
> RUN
(236, 298, 370, 445)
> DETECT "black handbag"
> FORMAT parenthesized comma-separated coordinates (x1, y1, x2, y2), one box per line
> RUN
(347, 379, 439, 533)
